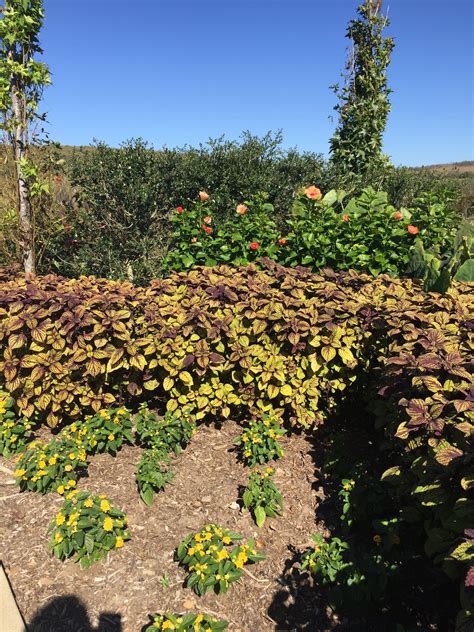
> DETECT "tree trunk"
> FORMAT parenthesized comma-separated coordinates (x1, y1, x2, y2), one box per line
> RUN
(11, 83, 35, 274)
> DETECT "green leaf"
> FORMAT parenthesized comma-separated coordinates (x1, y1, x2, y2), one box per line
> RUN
(84, 533, 94, 554)
(140, 487, 155, 506)
(454, 259, 474, 283)
(254, 505, 266, 528)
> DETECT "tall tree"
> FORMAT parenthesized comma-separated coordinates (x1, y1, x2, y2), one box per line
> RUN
(0, 0, 50, 273)
(329, 0, 394, 183)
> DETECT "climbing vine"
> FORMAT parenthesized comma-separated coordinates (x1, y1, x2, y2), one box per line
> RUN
(329, 0, 394, 184)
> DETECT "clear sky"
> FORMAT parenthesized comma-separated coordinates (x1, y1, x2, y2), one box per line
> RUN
(39, 0, 473, 166)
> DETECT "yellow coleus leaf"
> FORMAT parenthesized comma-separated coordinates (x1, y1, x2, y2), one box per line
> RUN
(163, 377, 174, 391)
(267, 384, 279, 399)
(166, 399, 178, 412)
(179, 371, 193, 387)
(143, 379, 159, 391)
(280, 384, 292, 397)
(321, 346, 336, 362)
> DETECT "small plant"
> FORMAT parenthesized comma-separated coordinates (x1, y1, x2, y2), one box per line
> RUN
(242, 467, 283, 527)
(143, 612, 228, 632)
(14, 439, 88, 494)
(59, 407, 134, 456)
(135, 405, 196, 454)
(301, 533, 351, 584)
(175, 524, 265, 595)
(234, 415, 286, 466)
(136, 449, 174, 506)
(48, 490, 130, 569)
(339, 478, 356, 527)
(158, 574, 171, 589)
(0, 392, 34, 456)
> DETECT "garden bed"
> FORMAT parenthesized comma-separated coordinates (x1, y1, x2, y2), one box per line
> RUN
(0, 420, 334, 632)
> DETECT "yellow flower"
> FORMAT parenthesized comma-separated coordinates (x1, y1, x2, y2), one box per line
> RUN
(64, 464, 73, 472)
(14, 468, 26, 477)
(39, 460, 47, 469)
(67, 479, 76, 488)
(69, 453, 76, 460)
(57, 485, 65, 495)
(217, 549, 229, 561)
(115, 536, 124, 548)
(48, 457, 57, 465)
(54, 532, 63, 543)
(55, 513, 65, 526)
(67, 511, 80, 526)
(222, 536, 231, 545)
(84, 498, 94, 508)
(103, 517, 114, 531)
(100, 499, 111, 512)
(108, 434, 115, 441)
(162, 621, 175, 630)
(187, 547, 196, 556)
(234, 550, 248, 568)
(37, 469, 47, 476)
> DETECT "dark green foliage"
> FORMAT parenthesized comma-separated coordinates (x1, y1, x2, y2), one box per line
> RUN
(329, 0, 394, 183)
(59, 133, 324, 283)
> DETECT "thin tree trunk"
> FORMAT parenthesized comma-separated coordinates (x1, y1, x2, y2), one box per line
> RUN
(11, 81, 35, 273)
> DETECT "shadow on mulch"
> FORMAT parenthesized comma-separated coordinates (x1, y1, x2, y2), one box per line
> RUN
(267, 399, 457, 632)
(27, 595, 122, 632)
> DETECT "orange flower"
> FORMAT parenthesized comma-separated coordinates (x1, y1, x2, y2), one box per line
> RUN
(236, 204, 248, 215)
(176, 206, 184, 214)
(393, 211, 403, 220)
(249, 242, 259, 250)
(191, 237, 197, 243)
(203, 216, 212, 225)
(407, 225, 419, 235)
(278, 238, 286, 245)
(202, 225, 212, 234)
(199, 191, 209, 201)
(304, 185, 321, 199)
(342, 214, 349, 222)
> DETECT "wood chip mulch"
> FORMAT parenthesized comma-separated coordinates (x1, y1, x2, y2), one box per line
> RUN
(0, 420, 337, 632)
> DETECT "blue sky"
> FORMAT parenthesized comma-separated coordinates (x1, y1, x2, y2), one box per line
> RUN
(40, 0, 473, 166)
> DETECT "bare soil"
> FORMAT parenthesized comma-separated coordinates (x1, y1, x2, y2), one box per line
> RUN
(0, 421, 335, 632)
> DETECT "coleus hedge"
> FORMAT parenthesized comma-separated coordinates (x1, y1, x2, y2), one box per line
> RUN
(0, 260, 374, 428)
(0, 262, 472, 622)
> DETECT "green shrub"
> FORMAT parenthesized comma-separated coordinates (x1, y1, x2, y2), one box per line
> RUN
(59, 407, 134, 455)
(161, 192, 280, 273)
(15, 439, 88, 494)
(175, 524, 265, 595)
(162, 186, 460, 278)
(234, 415, 286, 466)
(48, 490, 130, 568)
(0, 390, 33, 456)
(136, 448, 174, 506)
(59, 133, 324, 283)
(135, 405, 196, 454)
(143, 613, 228, 632)
(242, 466, 283, 527)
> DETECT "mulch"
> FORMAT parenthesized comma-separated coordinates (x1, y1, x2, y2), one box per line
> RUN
(0, 420, 337, 632)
